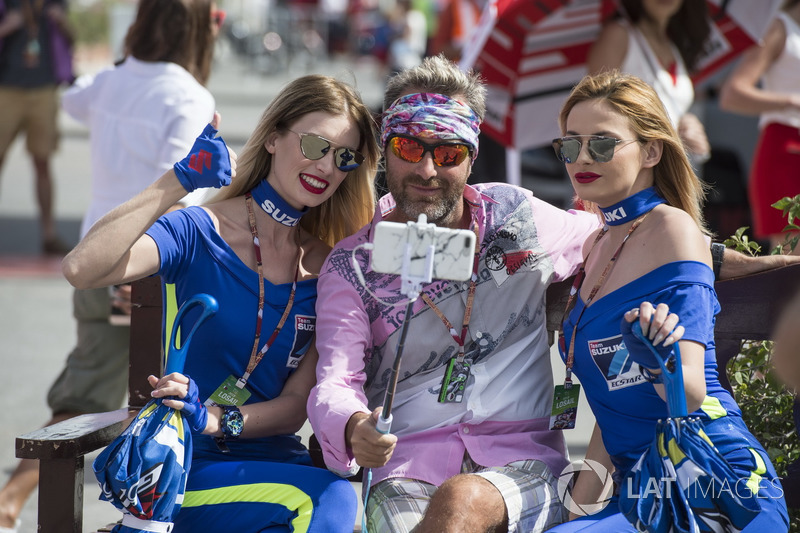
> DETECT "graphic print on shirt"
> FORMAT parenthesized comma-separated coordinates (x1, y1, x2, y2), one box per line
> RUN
(287, 315, 315, 368)
(588, 334, 646, 391)
(327, 186, 558, 406)
(326, 230, 421, 332)
(480, 192, 548, 288)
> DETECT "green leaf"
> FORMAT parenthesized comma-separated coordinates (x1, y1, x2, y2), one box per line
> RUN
(772, 198, 791, 211)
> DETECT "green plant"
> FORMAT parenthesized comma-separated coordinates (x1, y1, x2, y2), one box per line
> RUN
(771, 194, 800, 255)
(723, 195, 800, 256)
(722, 226, 762, 256)
(723, 195, 800, 528)
(728, 340, 799, 476)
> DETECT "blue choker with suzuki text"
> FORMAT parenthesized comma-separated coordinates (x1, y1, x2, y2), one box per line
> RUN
(599, 187, 665, 226)
(250, 179, 308, 227)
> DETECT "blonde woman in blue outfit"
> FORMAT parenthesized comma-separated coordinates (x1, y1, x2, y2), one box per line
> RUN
(546, 71, 788, 532)
(61, 75, 379, 532)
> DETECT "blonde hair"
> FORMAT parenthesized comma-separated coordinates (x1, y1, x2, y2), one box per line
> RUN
(558, 70, 710, 235)
(214, 75, 379, 246)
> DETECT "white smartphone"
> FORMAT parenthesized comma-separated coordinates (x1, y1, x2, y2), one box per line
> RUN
(370, 218, 477, 281)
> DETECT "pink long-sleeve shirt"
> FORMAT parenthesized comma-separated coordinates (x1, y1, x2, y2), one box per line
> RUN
(308, 183, 599, 487)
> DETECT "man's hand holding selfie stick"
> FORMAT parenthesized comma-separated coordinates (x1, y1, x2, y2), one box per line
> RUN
(346, 409, 398, 468)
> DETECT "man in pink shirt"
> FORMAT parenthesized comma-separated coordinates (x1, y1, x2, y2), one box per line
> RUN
(307, 55, 598, 533)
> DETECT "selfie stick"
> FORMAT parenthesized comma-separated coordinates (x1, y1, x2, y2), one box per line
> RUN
(375, 297, 414, 434)
(376, 215, 436, 434)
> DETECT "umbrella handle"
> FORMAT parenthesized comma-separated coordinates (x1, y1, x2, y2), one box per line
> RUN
(165, 293, 219, 375)
(376, 413, 393, 434)
(631, 321, 688, 418)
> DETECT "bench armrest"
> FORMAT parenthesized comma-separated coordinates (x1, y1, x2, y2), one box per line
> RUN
(16, 408, 136, 461)
(14, 409, 137, 532)
(14, 277, 162, 532)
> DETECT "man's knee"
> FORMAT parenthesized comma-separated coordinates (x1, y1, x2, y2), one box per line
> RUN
(429, 474, 507, 522)
(435, 473, 501, 502)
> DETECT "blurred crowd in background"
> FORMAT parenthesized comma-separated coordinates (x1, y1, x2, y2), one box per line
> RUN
(207, 0, 775, 248)
(24, 0, 800, 251)
(219, 0, 451, 79)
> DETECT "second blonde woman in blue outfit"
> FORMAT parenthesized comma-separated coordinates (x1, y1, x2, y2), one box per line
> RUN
(547, 71, 788, 532)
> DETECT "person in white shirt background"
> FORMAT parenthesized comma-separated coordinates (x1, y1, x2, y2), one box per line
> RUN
(0, 1, 221, 530)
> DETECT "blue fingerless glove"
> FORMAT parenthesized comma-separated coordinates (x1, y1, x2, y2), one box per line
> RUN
(173, 123, 232, 192)
(620, 318, 675, 370)
(176, 375, 208, 433)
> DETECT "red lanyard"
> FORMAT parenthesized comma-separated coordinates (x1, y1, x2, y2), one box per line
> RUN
(420, 226, 480, 363)
(559, 213, 649, 386)
(240, 193, 299, 387)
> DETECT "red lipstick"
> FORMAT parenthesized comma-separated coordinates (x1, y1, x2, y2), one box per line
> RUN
(574, 172, 600, 184)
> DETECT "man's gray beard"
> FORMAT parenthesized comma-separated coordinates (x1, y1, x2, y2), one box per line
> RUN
(393, 189, 462, 226)
(387, 163, 467, 226)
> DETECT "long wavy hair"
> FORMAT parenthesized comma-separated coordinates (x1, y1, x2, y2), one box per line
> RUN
(123, 0, 216, 85)
(617, 0, 711, 72)
(558, 70, 710, 235)
(215, 75, 379, 247)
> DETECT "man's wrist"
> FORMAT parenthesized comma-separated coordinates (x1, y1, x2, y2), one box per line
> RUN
(711, 242, 725, 280)
(786, 93, 800, 112)
(345, 411, 370, 448)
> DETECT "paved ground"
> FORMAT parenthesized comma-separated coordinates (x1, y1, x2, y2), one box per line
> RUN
(0, 48, 593, 532)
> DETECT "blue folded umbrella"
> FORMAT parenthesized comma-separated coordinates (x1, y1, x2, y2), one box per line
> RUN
(93, 293, 218, 533)
(618, 322, 760, 533)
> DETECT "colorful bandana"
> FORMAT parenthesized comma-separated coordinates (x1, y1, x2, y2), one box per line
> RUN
(599, 187, 666, 226)
(250, 179, 308, 227)
(381, 93, 481, 161)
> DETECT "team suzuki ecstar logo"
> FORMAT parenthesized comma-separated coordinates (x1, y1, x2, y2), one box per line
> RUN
(557, 459, 614, 516)
(189, 149, 212, 173)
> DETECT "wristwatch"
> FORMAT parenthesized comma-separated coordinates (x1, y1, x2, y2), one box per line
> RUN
(215, 405, 244, 452)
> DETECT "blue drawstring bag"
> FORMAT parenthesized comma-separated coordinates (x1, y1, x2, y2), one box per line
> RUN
(93, 294, 218, 532)
(618, 322, 760, 533)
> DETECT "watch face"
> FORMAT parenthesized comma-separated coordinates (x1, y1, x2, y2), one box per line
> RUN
(224, 408, 244, 438)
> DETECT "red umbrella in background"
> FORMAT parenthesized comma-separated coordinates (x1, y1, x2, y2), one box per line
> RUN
(460, 0, 781, 152)
(693, 0, 781, 84)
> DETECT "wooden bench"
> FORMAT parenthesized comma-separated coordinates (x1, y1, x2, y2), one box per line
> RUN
(17, 263, 800, 531)
(15, 276, 163, 533)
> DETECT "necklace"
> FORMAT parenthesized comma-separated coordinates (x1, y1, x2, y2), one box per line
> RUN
(420, 225, 481, 363)
(237, 193, 300, 388)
